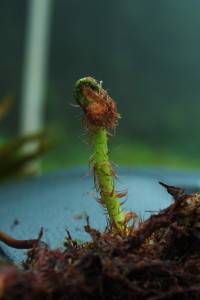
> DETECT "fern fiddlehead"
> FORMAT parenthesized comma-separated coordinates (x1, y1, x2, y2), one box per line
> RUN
(73, 77, 132, 235)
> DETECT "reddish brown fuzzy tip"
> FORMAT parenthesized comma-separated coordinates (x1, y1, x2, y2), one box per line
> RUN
(82, 86, 119, 129)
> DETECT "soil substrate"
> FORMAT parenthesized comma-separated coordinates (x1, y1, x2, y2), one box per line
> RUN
(0, 183, 200, 300)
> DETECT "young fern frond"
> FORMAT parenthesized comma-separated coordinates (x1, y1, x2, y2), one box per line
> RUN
(73, 77, 134, 235)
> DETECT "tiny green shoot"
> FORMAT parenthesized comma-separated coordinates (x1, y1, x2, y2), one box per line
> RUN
(73, 77, 135, 236)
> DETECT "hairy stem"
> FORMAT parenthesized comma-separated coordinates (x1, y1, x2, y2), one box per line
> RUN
(92, 127, 126, 232)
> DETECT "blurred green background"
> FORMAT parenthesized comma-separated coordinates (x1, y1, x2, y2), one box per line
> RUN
(1, 0, 200, 175)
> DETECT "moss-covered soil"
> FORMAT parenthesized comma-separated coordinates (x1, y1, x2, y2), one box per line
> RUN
(0, 183, 200, 300)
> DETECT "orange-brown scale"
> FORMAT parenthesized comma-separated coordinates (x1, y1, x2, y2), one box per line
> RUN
(82, 86, 119, 129)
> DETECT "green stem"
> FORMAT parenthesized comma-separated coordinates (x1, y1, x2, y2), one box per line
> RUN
(92, 127, 126, 232)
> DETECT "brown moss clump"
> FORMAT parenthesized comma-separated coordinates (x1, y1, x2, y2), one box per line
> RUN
(0, 184, 200, 299)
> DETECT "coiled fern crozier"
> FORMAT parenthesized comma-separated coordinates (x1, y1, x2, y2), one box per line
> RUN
(73, 77, 135, 236)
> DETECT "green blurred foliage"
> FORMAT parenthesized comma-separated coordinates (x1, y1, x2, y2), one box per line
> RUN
(1, 0, 200, 172)
(0, 96, 54, 181)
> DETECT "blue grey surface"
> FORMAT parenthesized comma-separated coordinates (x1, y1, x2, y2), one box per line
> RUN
(1, 166, 200, 265)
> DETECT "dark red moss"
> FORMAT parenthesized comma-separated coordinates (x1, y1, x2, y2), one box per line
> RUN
(0, 184, 200, 299)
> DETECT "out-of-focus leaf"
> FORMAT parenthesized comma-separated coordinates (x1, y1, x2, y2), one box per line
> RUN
(0, 131, 48, 157)
(0, 131, 55, 182)
(0, 96, 55, 182)
(0, 95, 13, 121)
